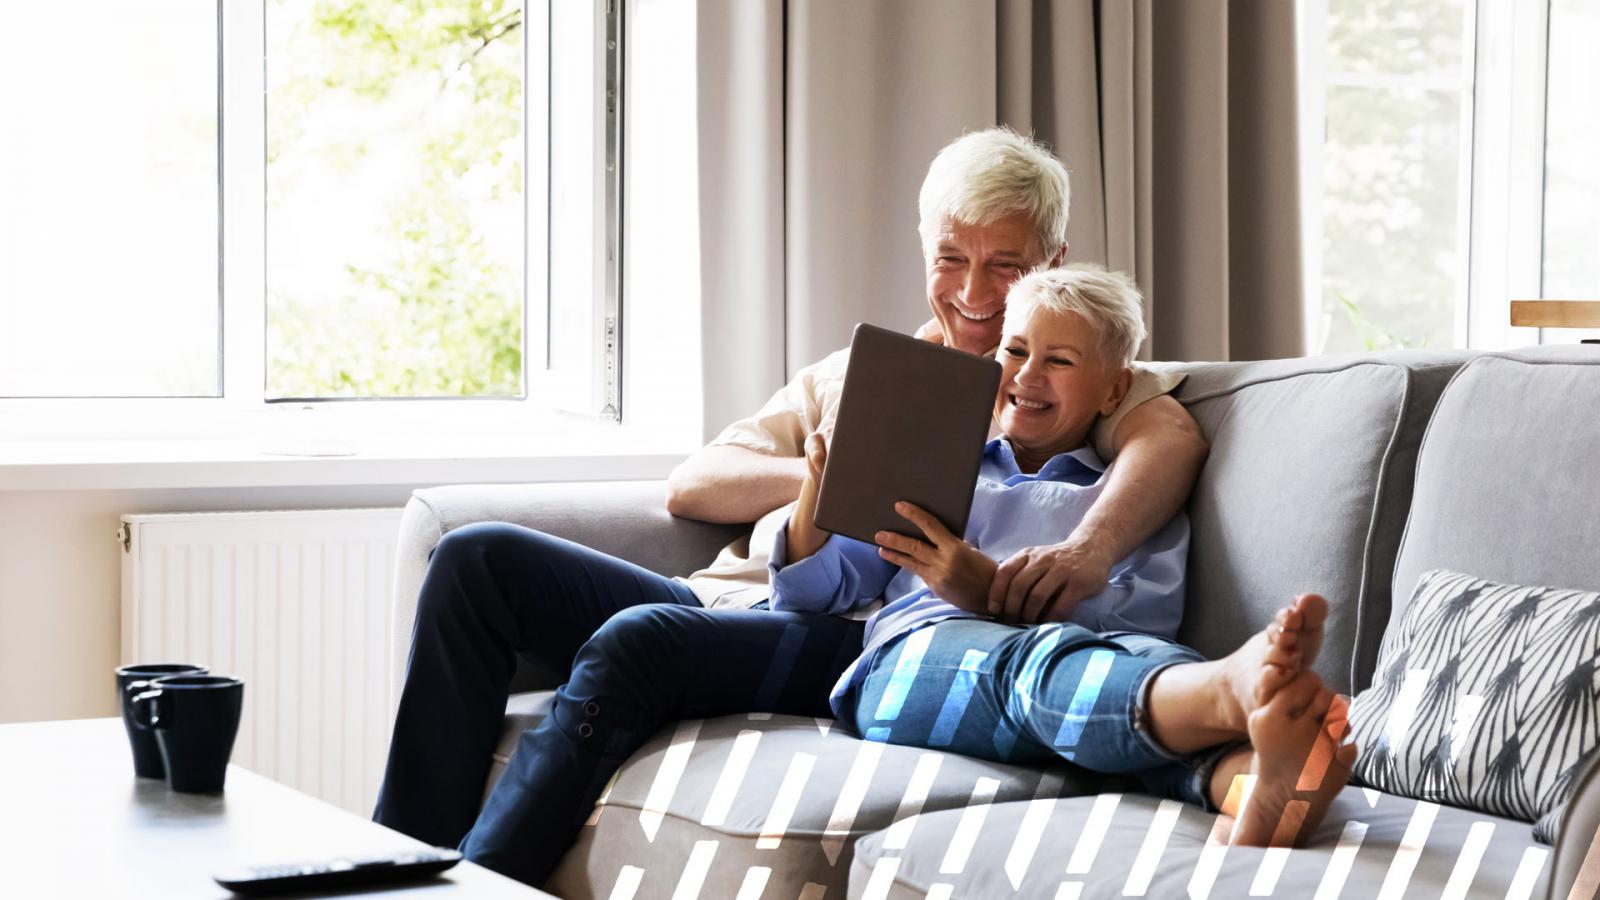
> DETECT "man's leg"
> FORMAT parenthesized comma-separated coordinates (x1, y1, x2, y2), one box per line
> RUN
(460, 604, 865, 887)
(374, 522, 701, 847)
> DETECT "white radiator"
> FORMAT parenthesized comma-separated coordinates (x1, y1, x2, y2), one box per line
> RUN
(119, 508, 405, 816)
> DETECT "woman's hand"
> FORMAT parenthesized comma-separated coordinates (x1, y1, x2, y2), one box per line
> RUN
(874, 501, 997, 613)
(987, 539, 1114, 624)
(785, 430, 832, 562)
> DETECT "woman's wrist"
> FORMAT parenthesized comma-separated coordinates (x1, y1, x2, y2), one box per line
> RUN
(786, 478, 827, 562)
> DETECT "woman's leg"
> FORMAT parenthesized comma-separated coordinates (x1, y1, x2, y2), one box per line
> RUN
(848, 595, 1338, 814)
(460, 604, 867, 888)
(850, 619, 1192, 774)
(375, 522, 702, 848)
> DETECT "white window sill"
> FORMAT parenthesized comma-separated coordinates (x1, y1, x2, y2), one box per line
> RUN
(0, 425, 696, 492)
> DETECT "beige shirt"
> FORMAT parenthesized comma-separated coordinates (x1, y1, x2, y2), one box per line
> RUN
(676, 348, 1185, 608)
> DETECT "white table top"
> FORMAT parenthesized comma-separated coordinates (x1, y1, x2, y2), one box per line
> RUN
(0, 717, 554, 899)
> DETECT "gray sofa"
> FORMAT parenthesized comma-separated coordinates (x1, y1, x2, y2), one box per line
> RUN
(390, 346, 1600, 899)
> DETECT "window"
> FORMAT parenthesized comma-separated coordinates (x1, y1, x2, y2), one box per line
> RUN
(1301, 0, 1477, 354)
(1302, 0, 1600, 352)
(0, 2, 220, 397)
(0, 0, 639, 440)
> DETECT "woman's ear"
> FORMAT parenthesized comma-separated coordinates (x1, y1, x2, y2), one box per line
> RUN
(1049, 241, 1069, 267)
(1099, 367, 1132, 417)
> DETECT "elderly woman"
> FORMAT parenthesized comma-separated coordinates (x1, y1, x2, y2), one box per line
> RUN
(772, 265, 1358, 847)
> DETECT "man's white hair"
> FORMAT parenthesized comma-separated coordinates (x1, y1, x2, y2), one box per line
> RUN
(1004, 265, 1147, 369)
(917, 127, 1071, 257)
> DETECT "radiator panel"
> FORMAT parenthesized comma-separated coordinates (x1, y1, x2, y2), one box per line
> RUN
(120, 509, 403, 816)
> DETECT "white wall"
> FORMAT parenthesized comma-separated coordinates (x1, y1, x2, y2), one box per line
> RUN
(0, 483, 418, 724)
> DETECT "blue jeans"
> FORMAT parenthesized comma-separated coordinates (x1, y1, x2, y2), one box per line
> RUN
(850, 619, 1228, 809)
(373, 522, 865, 887)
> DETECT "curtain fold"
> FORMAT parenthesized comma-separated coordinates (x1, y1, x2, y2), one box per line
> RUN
(694, 0, 1304, 437)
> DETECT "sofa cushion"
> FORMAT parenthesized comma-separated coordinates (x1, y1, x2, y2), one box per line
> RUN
(545, 713, 1129, 900)
(1391, 346, 1600, 638)
(850, 787, 1551, 898)
(1166, 351, 1470, 694)
(1349, 568, 1600, 834)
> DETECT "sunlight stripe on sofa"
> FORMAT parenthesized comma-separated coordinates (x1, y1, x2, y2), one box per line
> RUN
(1123, 799, 1183, 896)
(1065, 792, 1121, 873)
(882, 753, 945, 850)
(1439, 821, 1495, 900)
(1005, 772, 1066, 889)
(639, 720, 703, 843)
(938, 777, 1000, 874)
(821, 739, 887, 864)
(700, 729, 761, 828)
(755, 751, 817, 849)
(669, 840, 718, 900)
(1311, 820, 1369, 900)
(733, 867, 770, 900)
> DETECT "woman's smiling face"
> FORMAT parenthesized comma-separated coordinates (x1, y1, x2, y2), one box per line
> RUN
(993, 303, 1130, 466)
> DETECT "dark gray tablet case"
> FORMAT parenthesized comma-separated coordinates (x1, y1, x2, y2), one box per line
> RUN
(814, 323, 1001, 545)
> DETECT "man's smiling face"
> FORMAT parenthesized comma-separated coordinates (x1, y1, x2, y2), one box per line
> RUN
(924, 211, 1057, 356)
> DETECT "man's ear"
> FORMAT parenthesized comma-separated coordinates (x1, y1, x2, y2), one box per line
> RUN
(1099, 367, 1132, 417)
(1049, 241, 1069, 266)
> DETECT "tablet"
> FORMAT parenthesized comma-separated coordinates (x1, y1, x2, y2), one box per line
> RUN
(814, 323, 1001, 545)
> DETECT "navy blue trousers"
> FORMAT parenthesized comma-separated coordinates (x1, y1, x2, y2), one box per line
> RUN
(372, 522, 864, 887)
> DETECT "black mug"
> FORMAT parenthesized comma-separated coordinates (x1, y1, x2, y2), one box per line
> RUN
(117, 663, 208, 778)
(126, 674, 244, 793)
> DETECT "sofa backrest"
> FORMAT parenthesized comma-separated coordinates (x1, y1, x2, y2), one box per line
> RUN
(1169, 351, 1472, 694)
(1389, 346, 1600, 648)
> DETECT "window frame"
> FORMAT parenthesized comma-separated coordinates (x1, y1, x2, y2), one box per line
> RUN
(0, 0, 627, 444)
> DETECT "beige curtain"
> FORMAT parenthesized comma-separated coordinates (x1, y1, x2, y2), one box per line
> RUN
(696, 0, 1303, 438)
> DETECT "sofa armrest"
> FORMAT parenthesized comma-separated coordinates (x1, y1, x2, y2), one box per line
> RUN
(389, 480, 749, 710)
(1550, 751, 1600, 900)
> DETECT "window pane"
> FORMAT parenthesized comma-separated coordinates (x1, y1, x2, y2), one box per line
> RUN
(1315, 1, 1473, 353)
(0, 3, 218, 397)
(1327, 0, 1469, 76)
(1542, 0, 1600, 312)
(266, 0, 525, 399)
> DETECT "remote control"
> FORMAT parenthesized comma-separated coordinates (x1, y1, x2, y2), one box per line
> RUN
(213, 847, 462, 895)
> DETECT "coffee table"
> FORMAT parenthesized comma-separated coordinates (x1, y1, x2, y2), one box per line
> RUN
(0, 717, 555, 898)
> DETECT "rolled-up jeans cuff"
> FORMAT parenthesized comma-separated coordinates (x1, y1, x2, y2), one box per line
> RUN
(1127, 660, 1190, 763)
(1129, 659, 1243, 813)
(1188, 739, 1250, 814)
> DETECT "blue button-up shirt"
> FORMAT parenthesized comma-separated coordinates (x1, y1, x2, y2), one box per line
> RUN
(767, 437, 1189, 715)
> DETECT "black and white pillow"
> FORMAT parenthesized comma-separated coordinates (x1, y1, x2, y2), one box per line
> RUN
(1348, 569, 1600, 841)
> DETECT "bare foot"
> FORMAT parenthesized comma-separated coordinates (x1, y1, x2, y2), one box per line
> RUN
(1215, 593, 1330, 732)
(1145, 594, 1333, 755)
(1230, 671, 1358, 848)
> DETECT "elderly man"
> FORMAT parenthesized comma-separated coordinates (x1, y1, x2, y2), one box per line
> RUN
(374, 128, 1207, 887)
(669, 127, 1205, 621)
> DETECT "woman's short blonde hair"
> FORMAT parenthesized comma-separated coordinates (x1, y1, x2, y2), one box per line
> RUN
(1004, 265, 1147, 369)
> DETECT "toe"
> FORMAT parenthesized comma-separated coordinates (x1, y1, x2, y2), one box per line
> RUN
(1254, 663, 1294, 707)
(1271, 671, 1324, 715)
(1297, 594, 1330, 629)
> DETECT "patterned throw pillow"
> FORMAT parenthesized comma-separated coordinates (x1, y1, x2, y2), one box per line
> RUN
(1348, 569, 1600, 841)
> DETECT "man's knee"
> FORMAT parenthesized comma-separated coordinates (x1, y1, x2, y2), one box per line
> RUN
(418, 522, 537, 620)
(579, 604, 700, 668)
